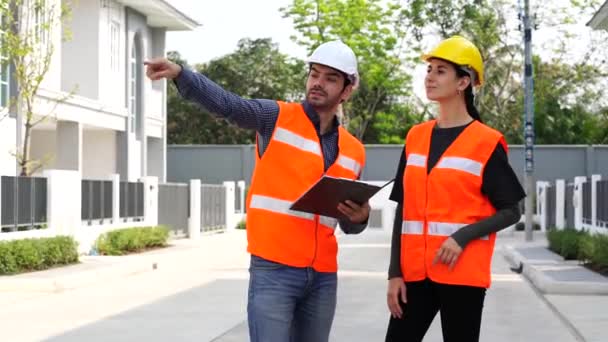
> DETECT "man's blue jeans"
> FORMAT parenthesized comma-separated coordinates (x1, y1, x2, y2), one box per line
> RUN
(247, 255, 338, 342)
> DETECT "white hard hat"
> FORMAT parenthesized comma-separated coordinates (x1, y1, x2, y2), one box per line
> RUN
(306, 40, 359, 88)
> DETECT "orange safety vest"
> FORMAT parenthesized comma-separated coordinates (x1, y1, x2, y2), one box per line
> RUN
(401, 120, 507, 288)
(246, 101, 366, 272)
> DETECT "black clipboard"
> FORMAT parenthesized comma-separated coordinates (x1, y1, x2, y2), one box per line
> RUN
(290, 176, 394, 220)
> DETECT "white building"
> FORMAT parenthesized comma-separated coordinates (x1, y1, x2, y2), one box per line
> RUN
(588, 0, 608, 31)
(0, 0, 198, 182)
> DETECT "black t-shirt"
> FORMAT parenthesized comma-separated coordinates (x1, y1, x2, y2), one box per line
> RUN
(389, 122, 525, 210)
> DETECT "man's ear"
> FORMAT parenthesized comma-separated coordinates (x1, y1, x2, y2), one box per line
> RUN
(340, 84, 354, 103)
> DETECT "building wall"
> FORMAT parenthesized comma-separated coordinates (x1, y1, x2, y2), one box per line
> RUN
(61, 0, 100, 99)
(0, 118, 17, 176)
(83, 129, 117, 179)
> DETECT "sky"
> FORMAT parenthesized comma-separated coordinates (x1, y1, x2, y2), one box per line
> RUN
(164, 0, 605, 102)
(165, 0, 308, 64)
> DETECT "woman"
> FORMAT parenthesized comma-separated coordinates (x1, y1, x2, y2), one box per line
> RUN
(384, 35, 526, 342)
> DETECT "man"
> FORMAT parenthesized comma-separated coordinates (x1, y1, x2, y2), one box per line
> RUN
(145, 40, 370, 342)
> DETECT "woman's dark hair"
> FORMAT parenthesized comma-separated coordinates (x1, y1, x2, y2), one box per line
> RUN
(455, 66, 482, 123)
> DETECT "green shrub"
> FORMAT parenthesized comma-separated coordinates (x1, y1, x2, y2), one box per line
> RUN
(546, 228, 562, 254)
(0, 236, 78, 275)
(236, 219, 246, 230)
(588, 234, 608, 269)
(96, 226, 170, 256)
(560, 229, 585, 260)
(577, 233, 596, 262)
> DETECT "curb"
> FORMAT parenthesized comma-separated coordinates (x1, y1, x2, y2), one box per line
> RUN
(503, 245, 608, 295)
(0, 244, 196, 293)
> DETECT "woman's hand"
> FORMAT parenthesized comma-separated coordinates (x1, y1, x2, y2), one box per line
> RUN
(432, 237, 463, 270)
(387, 277, 407, 319)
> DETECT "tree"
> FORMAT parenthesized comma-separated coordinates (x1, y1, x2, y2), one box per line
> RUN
(166, 38, 306, 144)
(0, 0, 72, 176)
(403, 0, 608, 144)
(281, 0, 414, 141)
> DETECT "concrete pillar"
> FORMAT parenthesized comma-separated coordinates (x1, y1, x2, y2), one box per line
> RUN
(223, 181, 236, 231)
(237, 180, 246, 213)
(140, 176, 158, 226)
(591, 174, 602, 229)
(555, 179, 565, 229)
(537, 181, 550, 232)
(56, 121, 82, 173)
(189, 179, 201, 239)
(574, 176, 587, 231)
(44, 169, 81, 236)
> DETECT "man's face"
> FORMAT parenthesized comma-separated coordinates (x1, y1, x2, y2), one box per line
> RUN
(305, 64, 352, 111)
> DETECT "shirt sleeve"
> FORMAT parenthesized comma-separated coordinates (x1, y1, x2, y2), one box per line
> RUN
(450, 143, 527, 247)
(389, 146, 406, 204)
(173, 67, 279, 135)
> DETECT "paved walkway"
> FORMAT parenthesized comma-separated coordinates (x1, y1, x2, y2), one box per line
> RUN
(0, 229, 605, 341)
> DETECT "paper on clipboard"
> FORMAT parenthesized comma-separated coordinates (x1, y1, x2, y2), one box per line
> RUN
(290, 176, 394, 220)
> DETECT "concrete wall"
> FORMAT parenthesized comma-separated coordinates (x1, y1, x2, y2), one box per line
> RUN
(0, 118, 17, 176)
(167, 144, 608, 184)
(61, 0, 100, 99)
(83, 129, 117, 179)
(30, 129, 57, 173)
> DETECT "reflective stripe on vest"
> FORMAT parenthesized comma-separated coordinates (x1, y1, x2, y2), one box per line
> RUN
(249, 195, 314, 221)
(273, 128, 321, 156)
(249, 195, 338, 230)
(401, 220, 424, 235)
(436, 157, 483, 176)
(319, 216, 338, 230)
(337, 155, 362, 175)
(407, 153, 427, 167)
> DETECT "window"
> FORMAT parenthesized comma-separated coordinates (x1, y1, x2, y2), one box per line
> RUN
(0, 13, 8, 108)
(33, 0, 48, 46)
(110, 21, 119, 71)
(129, 43, 137, 133)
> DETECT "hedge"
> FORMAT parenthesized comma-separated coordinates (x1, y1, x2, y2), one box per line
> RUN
(546, 228, 608, 275)
(0, 236, 79, 275)
(95, 226, 170, 256)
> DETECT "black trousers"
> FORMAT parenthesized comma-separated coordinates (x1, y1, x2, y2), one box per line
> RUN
(385, 278, 486, 342)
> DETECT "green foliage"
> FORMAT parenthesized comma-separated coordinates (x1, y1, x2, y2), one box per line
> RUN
(0, 236, 78, 275)
(281, 0, 414, 141)
(546, 228, 608, 270)
(95, 226, 170, 256)
(166, 38, 306, 145)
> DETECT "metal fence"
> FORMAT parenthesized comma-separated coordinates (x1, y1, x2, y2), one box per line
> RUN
(235, 185, 243, 213)
(158, 183, 189, 237)
(582, 182, 592, 224)
(119, 181, 144, 221)
(81, 180, 113, 224)
(598, 180, 608, 226)
(201, 184, 226, 232)
(1, 176, 47, 232)
(546, 185, 556, 228)
(565, 183, 575, 228)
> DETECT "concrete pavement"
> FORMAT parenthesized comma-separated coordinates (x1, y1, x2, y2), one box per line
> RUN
(0, 229, 605, 341)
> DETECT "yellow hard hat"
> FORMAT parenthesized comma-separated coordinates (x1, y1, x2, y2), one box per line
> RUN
(422, 35, 484, 86)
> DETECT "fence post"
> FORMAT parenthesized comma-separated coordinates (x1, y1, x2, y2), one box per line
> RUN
(591, 174, 602, 230)
(237, 180, 246, 213)
(556, 179, 565, 229)
(537, 181, 550, 232)
(223, 181, 236, 231)
(574, 176, 587, 231)
(189, 179, 201, 239)
(44, 170, 81, 237)
(140, 176, 159, 227)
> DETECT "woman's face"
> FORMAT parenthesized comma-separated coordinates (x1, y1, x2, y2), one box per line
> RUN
(424, 58, 469, 101)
